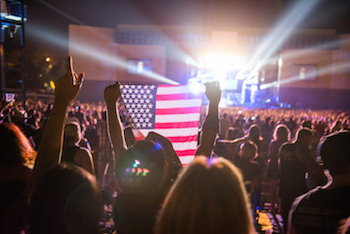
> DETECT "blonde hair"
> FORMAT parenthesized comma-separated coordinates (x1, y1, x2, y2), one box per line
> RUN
(155, 156, 255, 234)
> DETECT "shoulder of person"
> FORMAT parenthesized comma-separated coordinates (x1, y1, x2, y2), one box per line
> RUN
(77, 147, 92, 156)
(291, 186, 321, 215)
(295, 144, 310, 154)
(252, 161, 263, 173)
(280, 142, 293, 151)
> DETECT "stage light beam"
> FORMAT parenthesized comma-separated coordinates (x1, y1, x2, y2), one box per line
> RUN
(240, 0, 321, 81)
(260, 61, 350, 90)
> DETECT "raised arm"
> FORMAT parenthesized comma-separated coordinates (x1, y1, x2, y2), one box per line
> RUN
(0, 100, 10, 123)
(195, 81, 221, 157)
(26, 56, 84, 194)
(225, 136, 250, 161)
(104, 82, 127, 159)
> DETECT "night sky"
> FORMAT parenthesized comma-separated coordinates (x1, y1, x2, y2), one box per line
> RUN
(25, 0, 350, 58)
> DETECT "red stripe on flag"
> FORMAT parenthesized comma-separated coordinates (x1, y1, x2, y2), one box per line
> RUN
(176, 149, 197, 156)
(121, 84, 204, 166)
(166, 135, 198, 143)
(156, 107, 200, 115)
(135, 136, 144, 141)
(132, 129, 146, 141)
(155, 121, 198, 129)
(156, 93, 202, 101)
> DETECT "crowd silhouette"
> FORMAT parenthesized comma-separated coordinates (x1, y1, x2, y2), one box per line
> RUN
(0, 56, 349, 233)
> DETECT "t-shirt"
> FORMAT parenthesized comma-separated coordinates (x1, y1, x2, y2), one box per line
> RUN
(61, 145, 81, 166)
(234, 156, 262, 198)
(113, 192, 166, 234)
(289, 186, 350, 234)
(235, 157, 262, 182)
(266, 140, 284, 180)
(279, 143, 309, 199)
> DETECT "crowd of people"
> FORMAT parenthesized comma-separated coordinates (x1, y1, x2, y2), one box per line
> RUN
(0, 56, 349, 233)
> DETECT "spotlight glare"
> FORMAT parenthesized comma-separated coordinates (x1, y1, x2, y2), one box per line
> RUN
(204, 54, 240, 71)
(188, 82, 205, 95)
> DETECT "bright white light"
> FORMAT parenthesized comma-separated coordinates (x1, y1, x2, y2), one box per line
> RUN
(278, 57, 283, 67)
(184, 55, 200, 67)
(214, 70, 227, 82)
(204, 54, 241, 71)
(197, 55, 206, 68)
(219, 99, 227, 108)
(137, 61, 144, 73)
(2, 14, 26, 22)
(188, 82, 205, 95)
(218, 80, 227, 90)
(196, 53, 242, 90)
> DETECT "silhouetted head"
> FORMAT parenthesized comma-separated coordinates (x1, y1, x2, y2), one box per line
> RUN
(155, 156, 254, 234)
(116, 140, 167, 195)
(240, 141, 258, 160)
(145, 132, 182, 182)
(248, 124, 262, 143)
(29, 163, 100, 234)
(273, 124, 291, 142)
(302, 120, 312, 129)
(295, 128, 313, 146)
(226, 127, 240, 140)
(320, 130, 350, 176)
(64, 123, 81, 146)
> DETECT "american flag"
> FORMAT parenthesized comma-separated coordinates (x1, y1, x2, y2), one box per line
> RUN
(120, 84, 205, 165)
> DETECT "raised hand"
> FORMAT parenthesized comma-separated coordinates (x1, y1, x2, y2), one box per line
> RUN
(205, 81, 221, 105)
(54, 56, 84, 105)
(195, 81, 221, 157)
(104, 82, 122, 106)
(26, 56, 85, 195)
(104, 81, 127, 158)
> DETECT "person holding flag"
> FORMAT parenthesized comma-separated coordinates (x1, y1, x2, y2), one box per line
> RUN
(104, 81, 221, 234)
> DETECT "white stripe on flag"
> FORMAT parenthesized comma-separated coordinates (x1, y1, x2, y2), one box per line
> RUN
(172, 141, 198, 151)
(157, 86, 198, 95)
(179, 156, 196, 165)
(155, 113, 200, 123)
(156, 99, 203, 109)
